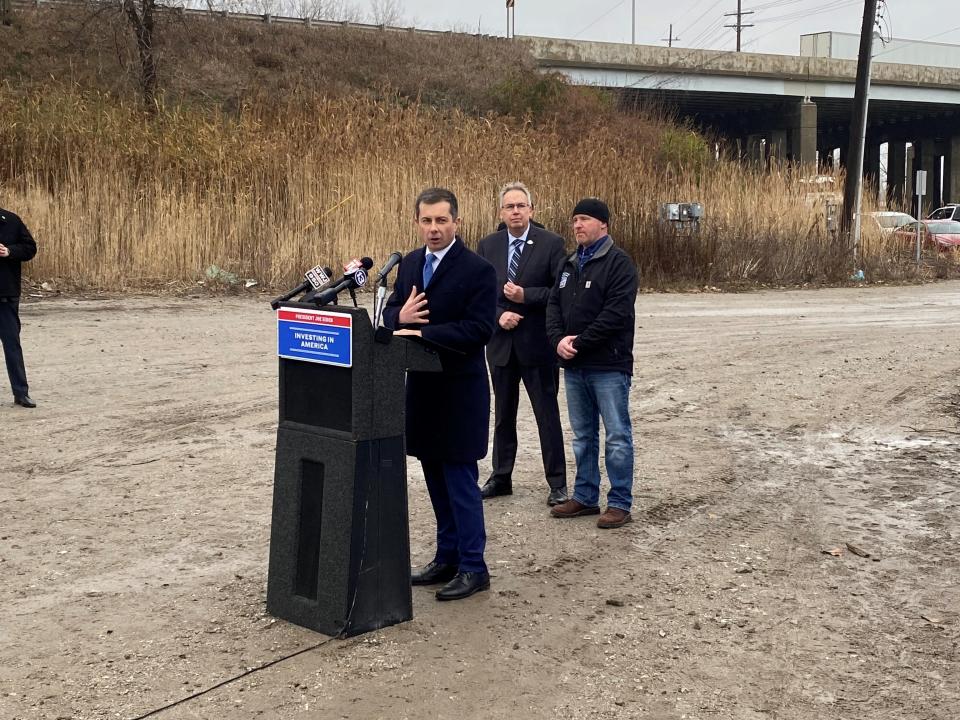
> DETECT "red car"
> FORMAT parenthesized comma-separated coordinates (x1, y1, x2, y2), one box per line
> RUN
(893, 220, 960, 251)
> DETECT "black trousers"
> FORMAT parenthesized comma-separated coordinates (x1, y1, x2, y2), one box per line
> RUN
(489, 350, 566, 490)
(0, 299, 28, 397)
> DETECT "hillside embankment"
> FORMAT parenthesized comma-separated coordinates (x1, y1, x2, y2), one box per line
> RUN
(0, 6, 950, 290)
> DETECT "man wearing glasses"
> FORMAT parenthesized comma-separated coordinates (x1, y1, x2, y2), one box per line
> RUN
(477, 182, 568, 506)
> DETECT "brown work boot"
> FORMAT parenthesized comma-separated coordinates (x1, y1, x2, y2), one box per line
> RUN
(550, 499, 601, 518)
(597, 507, 633, 529)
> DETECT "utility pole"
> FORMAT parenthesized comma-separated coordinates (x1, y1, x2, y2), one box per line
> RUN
(724, 0, 754, 52)
(506, 0, 515, 39)
(661, 23, 680, 48)
(631, 0, 636, 44)
(841, 0, 879, 259)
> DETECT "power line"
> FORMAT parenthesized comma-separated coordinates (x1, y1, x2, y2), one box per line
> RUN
(683, 0, 720, 21)
(682, 0, 852, 52)
(572, 0, 630, 39)
(685, 16, 727, 49)
(751, 0, 862, 25)
(872, 22, 960, 59)
(678, 0, 728, 45)
(746, 0, 814, 12)
(743, 0, 861, 49)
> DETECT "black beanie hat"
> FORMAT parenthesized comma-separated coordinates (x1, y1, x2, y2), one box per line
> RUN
(572, 198, 610, 225)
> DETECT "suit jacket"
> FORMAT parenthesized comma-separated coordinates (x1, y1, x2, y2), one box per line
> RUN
(383, 238, 497, 462)
(477, 224, 567, 367)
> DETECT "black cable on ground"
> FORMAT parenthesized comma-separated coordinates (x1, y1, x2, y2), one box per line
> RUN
(127, 635, 339, 720)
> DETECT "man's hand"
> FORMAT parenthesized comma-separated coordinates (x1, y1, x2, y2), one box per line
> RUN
(0, 244, 8, 258)
(503, 281, 524, 304)
(499, 311, 523, 331)
(557, 335, 578, 360)
(398, 286, 429, 325)
(393, 329, 423, 337)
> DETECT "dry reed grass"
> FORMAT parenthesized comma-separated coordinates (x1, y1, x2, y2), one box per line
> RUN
(0, 85, 944, 291)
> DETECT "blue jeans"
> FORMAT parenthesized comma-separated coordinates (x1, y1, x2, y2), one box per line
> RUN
(564, 369, 634, 512)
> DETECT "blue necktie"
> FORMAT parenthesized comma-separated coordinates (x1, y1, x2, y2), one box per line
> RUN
(508, 238, 524, 281)
(423, 253, 436, 288)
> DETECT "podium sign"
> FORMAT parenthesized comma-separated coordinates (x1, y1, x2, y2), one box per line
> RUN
(277, 307, 353, 367)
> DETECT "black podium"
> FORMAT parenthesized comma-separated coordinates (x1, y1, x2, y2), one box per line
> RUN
(266, 302, 441, 637)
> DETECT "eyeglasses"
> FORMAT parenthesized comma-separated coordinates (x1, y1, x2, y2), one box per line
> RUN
(501, 203, 530, 211)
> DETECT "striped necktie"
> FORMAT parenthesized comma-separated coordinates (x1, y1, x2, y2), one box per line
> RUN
(508, 238, 524, 281)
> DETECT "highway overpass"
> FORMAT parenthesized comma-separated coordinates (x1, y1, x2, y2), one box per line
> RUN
(524, 36, 960, 211)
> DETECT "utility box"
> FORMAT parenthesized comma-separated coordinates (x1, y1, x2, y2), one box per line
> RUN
(660, 203, 680, 221)
(660, 202, 704, 235)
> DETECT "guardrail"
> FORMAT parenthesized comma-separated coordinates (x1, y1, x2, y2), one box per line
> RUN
(9, 0, 505, 41)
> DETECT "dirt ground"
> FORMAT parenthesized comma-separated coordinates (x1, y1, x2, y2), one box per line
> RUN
(2, 282, 958, 720)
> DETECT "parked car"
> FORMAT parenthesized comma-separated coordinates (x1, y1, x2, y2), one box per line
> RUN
(926, 204, 960, 222)
(893, 220, 960, 251)
(864, 211, 916, 235)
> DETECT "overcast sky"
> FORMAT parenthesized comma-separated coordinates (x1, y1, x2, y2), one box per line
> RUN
(380, 1, 954, 56)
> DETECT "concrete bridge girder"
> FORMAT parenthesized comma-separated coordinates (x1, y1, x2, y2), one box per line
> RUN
(529, 36, 960, 196)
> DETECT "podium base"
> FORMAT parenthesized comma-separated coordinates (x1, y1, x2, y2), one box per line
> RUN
(266, 426, 412, 637)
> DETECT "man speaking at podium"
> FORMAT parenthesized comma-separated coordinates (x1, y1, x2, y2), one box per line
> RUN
(384, 187, 497, 601)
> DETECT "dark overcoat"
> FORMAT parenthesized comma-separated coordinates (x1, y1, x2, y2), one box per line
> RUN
(383, 238, 497, 463)
(0, 209, 37, 298)
(477, 224, 566, 367)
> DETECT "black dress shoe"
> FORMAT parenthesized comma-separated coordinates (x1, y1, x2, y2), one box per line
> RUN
(436, 571, 490, 601)
(411, 560, 458, 586)
(547, 488, 569, 506)
(480, 479, 512, 499)
(14, 395, 36, 408)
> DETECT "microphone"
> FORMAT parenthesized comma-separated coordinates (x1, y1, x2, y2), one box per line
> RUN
(301, 266, 344, 304)
(305, 265, 333, 290)
(270, 264, 334, 310)
(374, 251, 403, 284)
(313, 257, 374, 307)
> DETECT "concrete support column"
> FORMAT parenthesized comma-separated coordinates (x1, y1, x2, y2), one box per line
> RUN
(838, 144, 848, 169)
(746, 134, 764, 166)
(946, 136, 960, 204)
(817, 145, 834, 171)
(864, 139, 881, 200)
(720, 135, 740, 162)
(887, 141, 906, 209)
(816, 147, 826, 170)
(731, 135, 747, 162)
(789, 99, 817, 167)
(769, 129, 788, 165)
(934, 157, 944, 209)
(906, 144, 915, 210)
(914, 140, 938, 216)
